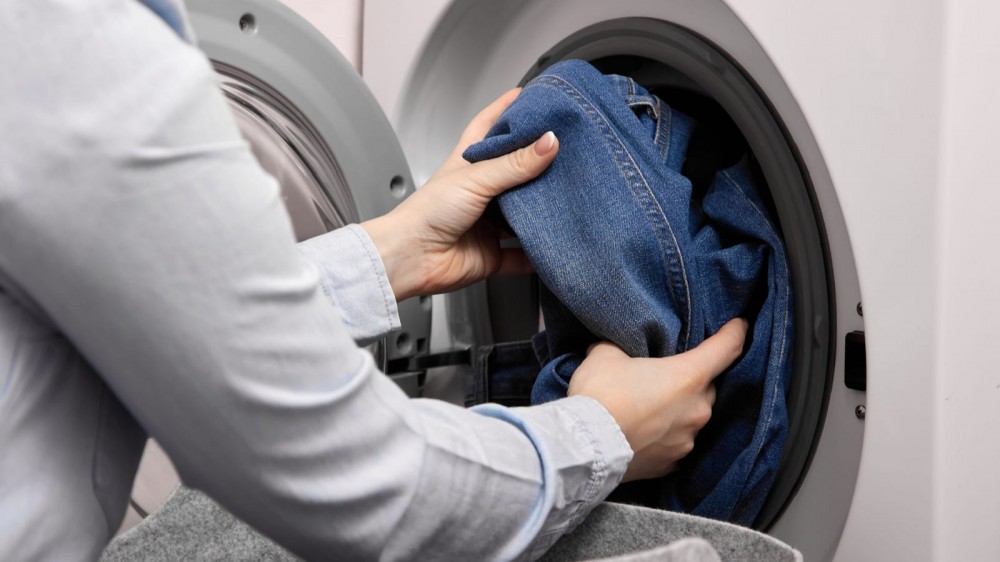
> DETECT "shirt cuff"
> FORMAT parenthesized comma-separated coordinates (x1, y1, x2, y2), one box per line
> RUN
(474, 395, 633, 560)
(296, 224, 401, 343)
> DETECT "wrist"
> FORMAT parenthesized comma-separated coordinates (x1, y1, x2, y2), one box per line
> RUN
(360, 215, 420, 301)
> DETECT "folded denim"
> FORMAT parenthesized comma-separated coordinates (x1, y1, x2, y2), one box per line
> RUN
(465, 342, 541, 408)
(463, 60, 793, 526)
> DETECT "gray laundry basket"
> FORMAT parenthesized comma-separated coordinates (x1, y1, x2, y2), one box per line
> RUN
(103, 486, 801, 562)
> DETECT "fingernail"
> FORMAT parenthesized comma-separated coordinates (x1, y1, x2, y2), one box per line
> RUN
(533, 131, 556, 156)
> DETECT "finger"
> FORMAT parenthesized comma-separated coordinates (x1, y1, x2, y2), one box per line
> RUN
(677, 318, 748, 381)
(461, 132, 559, 199)
(494, 248, 535, 276)
(706, 383, 717, 407)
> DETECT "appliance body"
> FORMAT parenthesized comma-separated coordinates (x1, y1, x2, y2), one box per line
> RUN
(362, 1, 1000, 560)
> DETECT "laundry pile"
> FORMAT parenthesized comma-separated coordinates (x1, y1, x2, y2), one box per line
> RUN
(463, 60, 793, 526)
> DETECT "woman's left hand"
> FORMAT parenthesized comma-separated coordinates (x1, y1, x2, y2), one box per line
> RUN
(362, 89, 559, 301)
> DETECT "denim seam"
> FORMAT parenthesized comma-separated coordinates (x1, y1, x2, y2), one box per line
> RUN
(656, 96, 671, 160)
(621, 90, 672, 163)
(721, 168, 790, 495)
(529, 76, 693, 349)
(625, 94, 669, 154)
(721, 169, 789, 359)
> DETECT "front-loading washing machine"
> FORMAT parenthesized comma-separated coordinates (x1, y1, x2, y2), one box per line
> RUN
(363, 3, 862, 559)
(124, 0, 1000, 560)
(361, 1, 1000, 560)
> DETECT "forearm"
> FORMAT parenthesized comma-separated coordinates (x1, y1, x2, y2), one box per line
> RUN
(254, 356, 633, 561)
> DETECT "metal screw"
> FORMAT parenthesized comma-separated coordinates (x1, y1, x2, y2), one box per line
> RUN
(238, 13, 257, 34)
(389, 175, 407, 198)
(856, 302, 863, 317)
(855, 405, 866, 419)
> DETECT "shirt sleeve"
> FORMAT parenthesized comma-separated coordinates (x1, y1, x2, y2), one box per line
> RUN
(297, 225, 402, 344)
(0, 2, 632, 561)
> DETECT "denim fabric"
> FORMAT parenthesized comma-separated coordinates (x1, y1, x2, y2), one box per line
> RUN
(463, 60, 793, 525)
(466, 342, 542, 408)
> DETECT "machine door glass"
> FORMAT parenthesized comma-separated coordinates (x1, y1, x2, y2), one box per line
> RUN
(219, 62, 355, 240)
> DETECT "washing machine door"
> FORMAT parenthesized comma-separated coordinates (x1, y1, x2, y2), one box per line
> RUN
(185, 0, 431, 380)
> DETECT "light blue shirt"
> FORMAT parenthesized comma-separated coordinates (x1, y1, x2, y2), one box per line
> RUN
(0, 1, 632, 560)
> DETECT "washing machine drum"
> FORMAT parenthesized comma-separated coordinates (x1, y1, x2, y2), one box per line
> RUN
(219, 62, 355, 241)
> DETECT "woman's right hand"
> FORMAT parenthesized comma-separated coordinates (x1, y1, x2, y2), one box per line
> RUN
(568, 318, 748, 482)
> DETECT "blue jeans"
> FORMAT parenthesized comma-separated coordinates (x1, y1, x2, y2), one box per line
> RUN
(463, 60, 793, 526)
(465, 342, 540, 408)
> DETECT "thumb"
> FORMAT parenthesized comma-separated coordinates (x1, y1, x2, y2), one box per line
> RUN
(677, 318, 749, 383)
(462, 132, 559, 199)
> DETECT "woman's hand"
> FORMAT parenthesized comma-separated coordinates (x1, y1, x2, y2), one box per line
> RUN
(569, 318, 748, 482)
(362, 89, 558, 301)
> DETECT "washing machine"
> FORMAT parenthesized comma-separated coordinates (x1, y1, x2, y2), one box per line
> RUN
(133, 0, 1000, 560)
(361, 1, 1000, 560)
